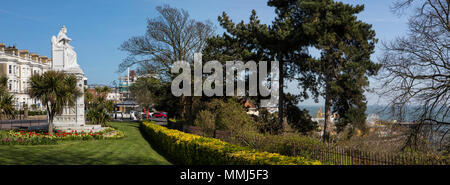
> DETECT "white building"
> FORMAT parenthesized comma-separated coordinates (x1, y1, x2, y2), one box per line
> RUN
(106, 90, 122, 103)
(0, 43, 51, 110)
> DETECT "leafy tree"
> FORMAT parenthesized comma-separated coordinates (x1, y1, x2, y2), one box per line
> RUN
(29, 71, 81, 134)
(129, 77, 163, 111)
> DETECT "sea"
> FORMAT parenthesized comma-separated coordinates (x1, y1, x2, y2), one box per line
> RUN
(299, 105, 449, 123)
(299, 105, 449, 140)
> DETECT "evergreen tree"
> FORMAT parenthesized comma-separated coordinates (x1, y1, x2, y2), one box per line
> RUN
(203, 8, 317, 133)
(299, 0, 379, 140)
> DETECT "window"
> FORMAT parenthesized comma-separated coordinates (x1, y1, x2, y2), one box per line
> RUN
(8, 65, 11, 74)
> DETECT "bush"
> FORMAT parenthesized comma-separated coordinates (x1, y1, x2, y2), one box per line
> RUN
(284, 93, 317, 134)
(255, 109, 281, 134)
(12, 110, 46, 116)
(0, 127, 124, 145)
(194, 110, 215, 137)
(142, 121, 321, 165)
(27, 110, 47, 116)
(207, 99, 255, 136)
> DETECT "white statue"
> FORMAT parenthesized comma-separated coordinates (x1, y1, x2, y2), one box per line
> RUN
(51, 25, 88, 129)
(51, 25, 78, 68)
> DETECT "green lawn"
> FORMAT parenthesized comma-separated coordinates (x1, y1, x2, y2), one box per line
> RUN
(0, 122, 171, 165)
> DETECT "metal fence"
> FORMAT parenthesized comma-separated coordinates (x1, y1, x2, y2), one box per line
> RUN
(286, 142, 449, 165)
(171, 123, 449, 165)
(0, 119, 47, 130)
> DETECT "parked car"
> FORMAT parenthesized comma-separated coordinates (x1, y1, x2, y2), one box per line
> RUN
(153, 112, 167, 118)
(111, 111, 123, 119)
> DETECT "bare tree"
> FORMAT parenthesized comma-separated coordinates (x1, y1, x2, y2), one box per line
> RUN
(119, 4, 215, 80)
(378, 0, 449, 150)
(119, 5, 215, 119)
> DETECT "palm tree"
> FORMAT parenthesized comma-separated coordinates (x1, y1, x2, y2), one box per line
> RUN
(29, 71, 81, 134)
(0, 76, 15, 119)
(86, 101, 111, 127)
(0, 76, 8, 87)
(0, 90, 15, 120)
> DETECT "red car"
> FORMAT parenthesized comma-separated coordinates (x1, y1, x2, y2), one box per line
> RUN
(153, 112, 167, 118)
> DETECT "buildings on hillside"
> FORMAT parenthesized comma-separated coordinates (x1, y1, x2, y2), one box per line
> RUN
(311, 107, 339, 124)
(0, 43, 51, 110)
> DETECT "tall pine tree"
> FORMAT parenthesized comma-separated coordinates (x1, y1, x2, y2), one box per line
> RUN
(303, 0, 380, 140)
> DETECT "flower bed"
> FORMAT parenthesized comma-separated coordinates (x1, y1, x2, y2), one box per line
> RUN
(142, 121, 321, 165)
(0, 127, 124, 145)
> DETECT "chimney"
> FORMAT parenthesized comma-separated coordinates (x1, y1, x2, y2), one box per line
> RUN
(40, 56, 48, 63)
(19, 50, 29, 58)
(5, 46, 18, 55)
(31, 53, 40, 61)
(0, 43, 5, 52)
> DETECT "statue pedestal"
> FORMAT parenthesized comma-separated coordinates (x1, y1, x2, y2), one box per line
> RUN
(53, 69, 86, 128)
(51, 25, 89, 130)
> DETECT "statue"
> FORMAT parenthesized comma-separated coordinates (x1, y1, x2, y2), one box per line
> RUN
(51, 25, 87, 128)
(51, 25, 78, 68)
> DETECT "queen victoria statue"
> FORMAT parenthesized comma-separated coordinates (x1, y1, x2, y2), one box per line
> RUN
(51, 25, 89, 129)
(51, 25, 81, 71)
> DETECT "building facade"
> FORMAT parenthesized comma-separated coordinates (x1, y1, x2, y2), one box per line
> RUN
(0, 43, 51, 110)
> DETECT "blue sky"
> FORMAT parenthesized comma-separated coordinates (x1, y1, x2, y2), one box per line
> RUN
(0, 0, 410, 105)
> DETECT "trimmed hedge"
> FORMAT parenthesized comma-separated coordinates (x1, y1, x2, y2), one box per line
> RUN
(142, 121, 321, 165)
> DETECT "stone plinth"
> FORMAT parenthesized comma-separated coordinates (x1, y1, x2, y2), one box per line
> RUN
(51, 26, 87, 129)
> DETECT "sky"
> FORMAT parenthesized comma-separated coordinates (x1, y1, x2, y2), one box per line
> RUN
(0, 0, 411, 105)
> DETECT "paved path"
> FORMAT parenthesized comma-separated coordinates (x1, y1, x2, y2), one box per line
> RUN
(0, 120, 47, 130)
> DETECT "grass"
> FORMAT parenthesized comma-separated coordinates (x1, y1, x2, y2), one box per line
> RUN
(0, 121, 171, 165)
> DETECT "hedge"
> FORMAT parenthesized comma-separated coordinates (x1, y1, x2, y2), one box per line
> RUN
(142, 121, 321, 165)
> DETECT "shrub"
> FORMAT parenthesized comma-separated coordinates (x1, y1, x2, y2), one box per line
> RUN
(194, 110, 215, 137)
(0, 127, 124, 145)
(255, 109, 281, 134)
(142, 121, 321, 165)
(209, 99, 255, 136)
(284, 93, 317, 134)
(232, 131, 326, 157)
